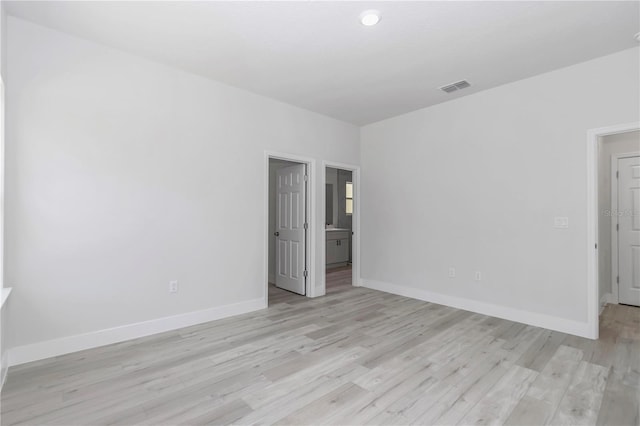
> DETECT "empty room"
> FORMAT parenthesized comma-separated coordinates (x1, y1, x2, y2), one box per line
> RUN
(0, 1, 639, 425)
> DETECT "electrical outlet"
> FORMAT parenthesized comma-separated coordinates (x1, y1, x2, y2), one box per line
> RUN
(474, 272, 482, 281)
(169, 280, 179, 293)
(448, 267, 456, 278)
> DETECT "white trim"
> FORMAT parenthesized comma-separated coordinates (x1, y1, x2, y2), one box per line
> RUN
(610, 151, 640, 305)
(0, 288, 10, 389)
(1, 352, 8, 388)
(264, 151, 317, 299)
(321, 161, 362, 296)
(1, 287, 11, 309)
(0, 79, 5, 292)
(362, 279, 592, 338)
(599, 292, 616, 314)
(587, 122, 640, 340)
(9, 297, 266, 366)
(611, 154, 619, 305)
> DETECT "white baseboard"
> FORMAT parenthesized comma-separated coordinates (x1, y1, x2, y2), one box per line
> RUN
(9, 297, 267, 367)
(362, 279, 593, 339)
(599, 292, 616, 313)
(1, 351, 8, 389)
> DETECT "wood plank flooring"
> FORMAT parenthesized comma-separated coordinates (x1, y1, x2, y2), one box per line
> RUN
(1, 271, 638, 425)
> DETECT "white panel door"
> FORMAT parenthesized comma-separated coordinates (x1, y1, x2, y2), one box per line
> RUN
(618, 156, 640, 306)
(275, 163, 307, 295)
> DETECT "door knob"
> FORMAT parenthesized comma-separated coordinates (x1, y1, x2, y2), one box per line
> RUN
(274, 232, 279, 236)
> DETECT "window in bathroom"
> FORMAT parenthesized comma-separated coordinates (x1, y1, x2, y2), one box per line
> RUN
(345, 182, 353, 215)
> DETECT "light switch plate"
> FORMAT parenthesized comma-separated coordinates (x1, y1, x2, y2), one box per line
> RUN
(554, 217, 569, 229)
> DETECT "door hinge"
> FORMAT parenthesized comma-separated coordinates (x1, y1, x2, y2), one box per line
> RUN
(303, 222, 308, 230)
(303, 270, 308, 278)
(304, 174, 308, 182)
(617, 276, 619, 284)
(617, 223, 619, 232)
(595, 243, 598, 249)
(616, 171, 619, 179)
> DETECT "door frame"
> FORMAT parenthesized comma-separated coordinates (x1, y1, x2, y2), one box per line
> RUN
(587, 122, 640, 339)
(321, 161, 361, 295)
(611, 151, 640, 305)
(264, 151, 317, 303)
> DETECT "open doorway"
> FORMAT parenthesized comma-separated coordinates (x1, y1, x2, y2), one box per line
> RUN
(597, 130, 640, 309)
(325, 167, 352, 294)
(323, 163, 359, 295)
(267, 156, 312, 305)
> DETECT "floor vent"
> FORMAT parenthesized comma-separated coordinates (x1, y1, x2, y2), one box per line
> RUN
(440, 80, 471, 93)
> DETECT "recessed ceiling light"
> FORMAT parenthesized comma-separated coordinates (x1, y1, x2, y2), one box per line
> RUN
(360, 10, 381, 26)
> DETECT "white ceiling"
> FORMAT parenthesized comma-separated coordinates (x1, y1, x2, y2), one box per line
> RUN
(6, 1, 639, 125)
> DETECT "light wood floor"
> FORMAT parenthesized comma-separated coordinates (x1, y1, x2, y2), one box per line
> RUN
(2, 273, 638, 425)
(324, 265, 353, 294)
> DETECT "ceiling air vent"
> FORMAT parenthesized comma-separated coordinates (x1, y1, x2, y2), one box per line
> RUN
(440, 80, 471, 93)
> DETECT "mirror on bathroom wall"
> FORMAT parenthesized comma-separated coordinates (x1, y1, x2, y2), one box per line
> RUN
(325, 184, 333, 225)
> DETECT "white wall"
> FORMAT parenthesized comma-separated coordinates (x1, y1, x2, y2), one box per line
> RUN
(598, 131, 640, 304)
(5, 18, 359, 361)
(0, 1, 6, 81)
(360, 48, 639, 336)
